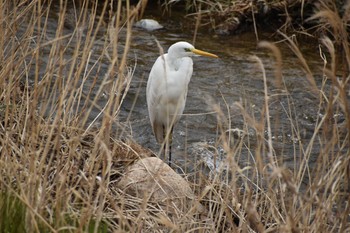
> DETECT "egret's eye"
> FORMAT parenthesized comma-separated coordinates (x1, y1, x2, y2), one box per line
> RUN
(184, 48, 191, 52)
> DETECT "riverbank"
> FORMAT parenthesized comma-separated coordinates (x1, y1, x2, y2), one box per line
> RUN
(147, 0, 345, 36)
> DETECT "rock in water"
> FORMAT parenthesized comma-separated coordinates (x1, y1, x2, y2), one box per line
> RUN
(134, 19, 163, 31)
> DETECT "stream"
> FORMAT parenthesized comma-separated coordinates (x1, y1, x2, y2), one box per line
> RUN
(117, 8, 334, 172)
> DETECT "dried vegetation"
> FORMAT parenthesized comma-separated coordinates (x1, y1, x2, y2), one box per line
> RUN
(169, 0, 348, 36)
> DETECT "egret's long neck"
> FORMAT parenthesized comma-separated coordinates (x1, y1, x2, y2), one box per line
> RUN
(167, 53, 183, 70)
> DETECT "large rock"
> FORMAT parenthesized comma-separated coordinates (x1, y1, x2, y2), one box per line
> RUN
(117, 157, 195, 212)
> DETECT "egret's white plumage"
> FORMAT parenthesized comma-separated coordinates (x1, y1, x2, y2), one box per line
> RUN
(146, 41, 218, 164)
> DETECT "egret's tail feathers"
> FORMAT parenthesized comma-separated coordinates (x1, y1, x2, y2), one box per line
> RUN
(153, 122, 165, 143)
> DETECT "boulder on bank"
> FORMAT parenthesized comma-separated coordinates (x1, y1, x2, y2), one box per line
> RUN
(117, 157, 196, 212)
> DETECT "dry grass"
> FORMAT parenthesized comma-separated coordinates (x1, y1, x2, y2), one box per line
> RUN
(0, 0, 349, 232)
(166, 0, 344, 36)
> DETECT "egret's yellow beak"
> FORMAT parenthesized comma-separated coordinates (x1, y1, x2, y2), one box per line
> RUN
(191, 48, 218, 58)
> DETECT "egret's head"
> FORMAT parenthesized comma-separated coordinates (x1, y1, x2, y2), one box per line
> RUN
(168, 41, 218, 59)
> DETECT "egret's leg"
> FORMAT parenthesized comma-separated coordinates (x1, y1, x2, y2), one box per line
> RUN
(162, 125, 167, 160)
(168, 126, 174, 167)
(161, 125, 173, 167)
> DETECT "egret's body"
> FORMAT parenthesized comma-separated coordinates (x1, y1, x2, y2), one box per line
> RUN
(146, 42, 218, 165)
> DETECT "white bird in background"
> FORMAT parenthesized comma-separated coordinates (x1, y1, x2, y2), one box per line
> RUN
(146, 41, 218, 166)
(135, 19, 163, 31)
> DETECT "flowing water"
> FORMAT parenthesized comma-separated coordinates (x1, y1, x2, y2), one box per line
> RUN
(120, 12, 331, 172)
(20, 4, 342, 173)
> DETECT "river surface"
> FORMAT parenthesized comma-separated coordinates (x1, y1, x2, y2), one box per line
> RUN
(19, 3, 341, 173)
(118, 16, 332, 173)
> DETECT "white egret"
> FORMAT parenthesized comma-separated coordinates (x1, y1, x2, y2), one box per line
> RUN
(146, 41, 218, 166)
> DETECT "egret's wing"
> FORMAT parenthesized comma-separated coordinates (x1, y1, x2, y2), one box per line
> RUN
(146, 55, 167, 142)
